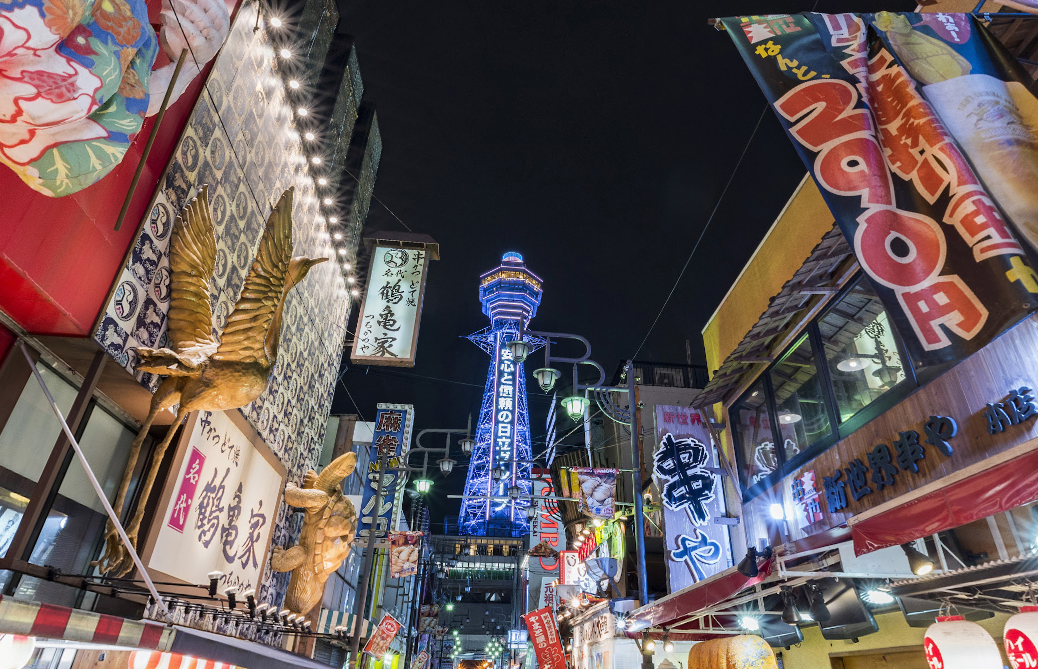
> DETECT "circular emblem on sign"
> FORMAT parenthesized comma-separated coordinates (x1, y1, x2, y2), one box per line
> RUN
(180, 135, 200, 172)
(150, 203, 172, 240)
(209, 135, 227, 170)
(212, 193, 228, 228)
(214, 248, 229, 278)
(384, 249, 409, 268)
(153, 266, 171, 302)
(214, 300, 229, 330)
(235, 190, 248, 220)
(114, 281, 139, 321)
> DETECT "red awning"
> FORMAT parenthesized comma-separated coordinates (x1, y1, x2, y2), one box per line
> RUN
(851, 446, 1038, 556)
(629, 559, 774, 630)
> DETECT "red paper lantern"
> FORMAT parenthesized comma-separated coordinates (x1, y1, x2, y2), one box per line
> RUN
(0, 635, 34, 669)
(1005, 605, 1038, 669)
(925, 616, 1002, 669)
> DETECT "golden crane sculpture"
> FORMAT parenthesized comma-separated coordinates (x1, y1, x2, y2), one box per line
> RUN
(93, 186, 328, 576)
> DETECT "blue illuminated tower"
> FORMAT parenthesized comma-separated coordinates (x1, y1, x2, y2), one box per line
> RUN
(460, 253, 544, 536)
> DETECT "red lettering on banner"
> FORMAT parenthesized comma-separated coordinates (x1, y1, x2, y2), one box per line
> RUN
(854, 208, 944, 289)
(815, 134, 893, 207)
(898, 276, 987, 350)
(822, 13, 868, 83)
(776, 80, 873, 151)
(946, 189, 1024, 261)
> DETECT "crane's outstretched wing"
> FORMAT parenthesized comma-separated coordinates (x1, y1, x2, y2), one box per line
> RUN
(166, 186, 218, 364)
(213, 188, 294, 365)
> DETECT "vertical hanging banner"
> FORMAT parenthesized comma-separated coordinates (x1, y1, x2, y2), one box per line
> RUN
(653, 405, 732, 592)
(389, 531, 423, 578)
(720, 12, 1038, 369)
(359, 403, 414, 538)
(351, 236, 439, 367)
(523, 606, 568, 669)
(528, 475, 564, 614)
(363, 613, 403, 658)
(572, 468, 617, 519)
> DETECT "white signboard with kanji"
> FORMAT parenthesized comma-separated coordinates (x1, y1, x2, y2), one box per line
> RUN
(350, 246, 431, 367)
(144, 410, 286, 594)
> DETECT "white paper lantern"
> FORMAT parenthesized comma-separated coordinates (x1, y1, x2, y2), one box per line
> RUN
(1004, 606, 1038, 669)
(924, 616, 1002, 669)
(0, 635, 34, 669)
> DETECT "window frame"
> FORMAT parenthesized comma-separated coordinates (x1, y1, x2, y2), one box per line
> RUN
(732, 274, 920, 502)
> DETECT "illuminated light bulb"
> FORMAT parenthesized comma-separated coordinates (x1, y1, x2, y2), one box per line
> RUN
(297, 107, 307, 116)
(279, 49, 291, 59)
(312, 157, 322, 164)
(347, 277, 355, 284)
(351, 289, 359, 297)
(318, 178, 328, 185)
(288, 79, 299, 89)
(269, 16, 282, 27)
(323, 197, 332, 204)
(338, 249, 347, 256)
(304, 132, 315, 140)
(344, 263, 351, 270)
(333, 233, 343, 240)
(329, 216, 338, 223)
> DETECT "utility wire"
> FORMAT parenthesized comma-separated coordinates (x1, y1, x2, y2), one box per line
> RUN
(631, 104, 769, 360)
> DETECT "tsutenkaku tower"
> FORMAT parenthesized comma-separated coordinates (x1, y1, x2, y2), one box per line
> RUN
(460, 252, 544, 536)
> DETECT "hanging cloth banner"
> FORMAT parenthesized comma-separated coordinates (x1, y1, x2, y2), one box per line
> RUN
(720, 12, 1038, 369)
(363, 613, 403, 658)
(389, 531, 423, 578)
(572, 467, 617, 519)
(523, 606, 568, 669)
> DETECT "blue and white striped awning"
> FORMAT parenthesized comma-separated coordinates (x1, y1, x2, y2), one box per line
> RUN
(317, 609, 373, 638)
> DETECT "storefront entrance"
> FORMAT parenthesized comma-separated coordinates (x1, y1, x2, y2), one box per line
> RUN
(830, 647, 927, 669)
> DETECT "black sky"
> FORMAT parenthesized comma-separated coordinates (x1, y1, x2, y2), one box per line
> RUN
(327, 1, 912, 524)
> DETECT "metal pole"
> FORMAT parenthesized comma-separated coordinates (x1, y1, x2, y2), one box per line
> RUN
(350, 447, 387, 668)
(627, 360, 649, 608)
(18, 343, 169, 618)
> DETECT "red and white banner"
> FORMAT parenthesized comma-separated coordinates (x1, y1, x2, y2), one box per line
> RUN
(0, 595, 172, 650)
(363, 613, 402, 658)
(410, 650, 430, 669)
(523, 606, 567, 669)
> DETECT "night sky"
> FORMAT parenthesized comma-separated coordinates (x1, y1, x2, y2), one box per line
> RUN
(326, 1, 912, 524)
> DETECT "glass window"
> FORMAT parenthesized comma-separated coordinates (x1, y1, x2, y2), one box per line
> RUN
(769, 335, 833, 461)
(818, 278, 908, 423)
(731, 379, 777, 489)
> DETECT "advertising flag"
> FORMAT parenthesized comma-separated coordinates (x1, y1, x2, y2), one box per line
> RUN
(523, 606, 568, 669)
(389, 531, 422, 578)
(572, 468, 617, 519)
(721, 12, 1038, 369)
(359, 404, 414, 537)
(363, 613, 402, 658)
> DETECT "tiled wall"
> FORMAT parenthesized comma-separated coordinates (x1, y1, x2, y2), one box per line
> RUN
(93, 2, 355, 608)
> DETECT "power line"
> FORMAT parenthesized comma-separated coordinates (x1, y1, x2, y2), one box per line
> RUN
(631, 104, 769, 360)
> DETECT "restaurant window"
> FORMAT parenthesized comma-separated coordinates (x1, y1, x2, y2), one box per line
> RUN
(733, 275, 917, 500)
(817, 277, 909, 426)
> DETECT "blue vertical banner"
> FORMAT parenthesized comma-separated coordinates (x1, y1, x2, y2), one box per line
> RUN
(358, 403, 414, 537)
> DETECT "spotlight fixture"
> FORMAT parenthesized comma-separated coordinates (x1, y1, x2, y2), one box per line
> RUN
(769, 503, 785, 520)
(739, 616, 760, 631)
(269, 16, 282, 27)
(862, 589, 895, 606)
(304, 131, 315, 140)
(901, 542, 934, 576)
(323, 197, 332, 204)
(337, 248, 346, 255)
(207, 570, 223, 597)
(312, 157, 322, 164)
(736, 547, 758, 578)
(297, 107, 307, 116)
(344, 262, 352, 270)
(643, 638, 656, 652)
(279, 48, 291, 59)
(780, 587, 800, 625)
(256, 602, 269, 622)
(663, 633, 674, 653)
(329, 216, 338, 223)
(333, 233, 343, 240)
(347, 276, 355, 284)
(279, 608, 291, 624)
(318, 178, 328, 185)
(243, 588, 256, 617)
(808, 584, 831, 623)
(351, 289, 359, 297)
(223, 585, 238, 609)
(288, 79, 299, 89)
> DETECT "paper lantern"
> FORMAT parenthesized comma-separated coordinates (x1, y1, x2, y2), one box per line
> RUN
(0, 635, 34, 669)
(1005, 606, 1038, 669)
(924, 616, 1002, 669)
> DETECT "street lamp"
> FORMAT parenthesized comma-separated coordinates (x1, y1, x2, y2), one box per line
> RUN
(492, 466, 508, 481)
(459, 436, 475, 455)
(508, 484, 521, 500)
(415, 478, 433, 494)
(532, 367, 560, 393)
(561, 395, 589, 421)
(438, 457, 456, 474)
(525, 503, 539, 520)
(506, 339, 532, 363)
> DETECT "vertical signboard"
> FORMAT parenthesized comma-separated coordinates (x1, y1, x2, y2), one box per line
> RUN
(527, 475, 564, 612)
(492, 341, 518, 476)
(720, 12, 1038, 369)
(146, 410, 286, 593)
(572, 607, 615, 669)
(359, 403, 414, 538)
(352, 246, 432, 367)
(653, 405, 733, 592)
(363, 613, 403, 658)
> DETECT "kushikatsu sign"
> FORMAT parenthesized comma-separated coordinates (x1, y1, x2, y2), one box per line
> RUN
(144, 410, 286, 593)
(351, 243, 434, 367)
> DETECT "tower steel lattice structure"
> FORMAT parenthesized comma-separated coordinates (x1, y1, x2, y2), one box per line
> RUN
(460, 253, 545, 536)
